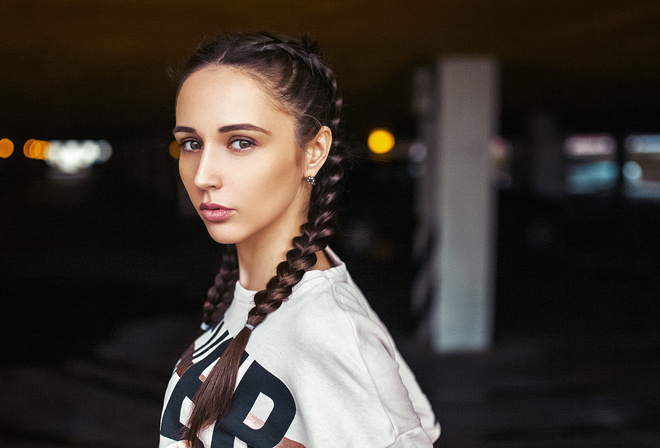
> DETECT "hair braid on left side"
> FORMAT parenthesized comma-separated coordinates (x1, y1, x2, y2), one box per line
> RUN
(202, 244, 239, 327)
(175, 244, 238, 378)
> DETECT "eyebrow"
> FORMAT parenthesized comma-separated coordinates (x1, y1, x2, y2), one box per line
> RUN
(218, 123, 272, 135)
(172, 125, 195, 135)
(172, 123, 272, 136)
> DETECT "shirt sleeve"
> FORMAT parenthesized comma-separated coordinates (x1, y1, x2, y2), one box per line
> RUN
(391, 344, 441, 442)
(279, 284, 437, 447)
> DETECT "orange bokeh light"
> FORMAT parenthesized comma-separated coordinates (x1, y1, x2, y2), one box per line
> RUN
(368, 128, 395, 155)
(23, 139, 35, 158)
(169, 140, 181, 159)
(0, 138, 14, 158)
(23, 139, 50, 160)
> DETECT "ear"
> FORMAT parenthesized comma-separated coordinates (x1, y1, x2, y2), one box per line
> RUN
(304, 126, 332, 177)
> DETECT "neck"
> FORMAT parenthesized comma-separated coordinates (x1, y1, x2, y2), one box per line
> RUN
(235, 186, 309, 291)
(236, 235, 292, 292)
(235, 229, 333, 292)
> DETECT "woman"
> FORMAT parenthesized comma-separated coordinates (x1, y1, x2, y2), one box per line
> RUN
(160, 32, 440, 448)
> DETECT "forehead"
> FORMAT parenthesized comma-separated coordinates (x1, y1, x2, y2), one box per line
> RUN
(176, 66, 290, 127)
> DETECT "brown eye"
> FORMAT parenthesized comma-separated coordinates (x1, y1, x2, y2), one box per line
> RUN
(229, 139, 254, 151)
(180, 140, 202, 151)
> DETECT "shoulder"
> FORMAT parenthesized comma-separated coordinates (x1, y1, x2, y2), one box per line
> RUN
(295, 266, 368, 313)
(290, 265, 374, 325)
(273, 265, 396, 359)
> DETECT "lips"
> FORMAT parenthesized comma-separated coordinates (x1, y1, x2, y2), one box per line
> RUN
(200, 202, 234, 222)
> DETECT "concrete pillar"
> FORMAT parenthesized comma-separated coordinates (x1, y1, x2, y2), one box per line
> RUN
(429, 57, 499, 352)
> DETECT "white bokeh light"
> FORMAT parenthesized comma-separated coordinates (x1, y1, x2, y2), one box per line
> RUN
(46, 140, 112, 174)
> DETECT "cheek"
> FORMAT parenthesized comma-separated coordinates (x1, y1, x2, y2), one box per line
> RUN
(178, 158, 198, 191)
(239, 157, 302, 210)
(268, 156, 302, 192)
(251, 150, 300, 186)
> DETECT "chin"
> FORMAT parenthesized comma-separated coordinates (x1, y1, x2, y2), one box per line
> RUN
(206, 231, 241, 246)
(201, 223, 237, 245)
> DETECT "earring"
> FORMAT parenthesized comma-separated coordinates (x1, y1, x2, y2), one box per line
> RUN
(306, 175, 316, 185)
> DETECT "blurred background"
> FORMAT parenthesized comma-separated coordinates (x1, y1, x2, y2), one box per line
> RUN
(1, 1, 659, 447)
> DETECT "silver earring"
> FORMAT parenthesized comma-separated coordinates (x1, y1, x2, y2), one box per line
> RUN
(306, 175, 316, 185)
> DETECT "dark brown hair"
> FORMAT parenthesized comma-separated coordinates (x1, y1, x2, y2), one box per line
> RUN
(175, 32, 345, 445)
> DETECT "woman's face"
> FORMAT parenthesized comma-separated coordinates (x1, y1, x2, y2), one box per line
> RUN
(175, 66, 310, 249)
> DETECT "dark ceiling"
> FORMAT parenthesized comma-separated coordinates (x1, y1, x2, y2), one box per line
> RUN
(2, 0, 660, 142)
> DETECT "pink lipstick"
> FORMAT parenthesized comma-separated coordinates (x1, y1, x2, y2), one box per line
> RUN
(200, 202, 234, 222)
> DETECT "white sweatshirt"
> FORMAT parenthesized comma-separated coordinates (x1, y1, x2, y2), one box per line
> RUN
(160, 250, 440, 447)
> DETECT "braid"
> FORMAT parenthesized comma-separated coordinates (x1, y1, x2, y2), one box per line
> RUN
(203, 244, 238, 327)
(175, 245, 238, 378)
(181, 32, 346, 444)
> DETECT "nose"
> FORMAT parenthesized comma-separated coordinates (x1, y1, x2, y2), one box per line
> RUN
(193, 146, 223, 190)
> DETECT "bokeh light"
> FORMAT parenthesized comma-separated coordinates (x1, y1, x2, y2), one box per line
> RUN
(0, 138, 14, 158)
(408, 141, 428, 163)
(97, 140, 113, 162)
(368, 129, 395, 155)
(169, 140, 180, 159)
(45, 140, 113, 174)
(564, 134, 616, 157)
(623, 161, 642, 182)
(626, 134, 660, 154)
(23, 139, 35, 158)
(23, 139, 50, 160)
(34, 140, 50, 160)
(20, 139, 112, 173)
